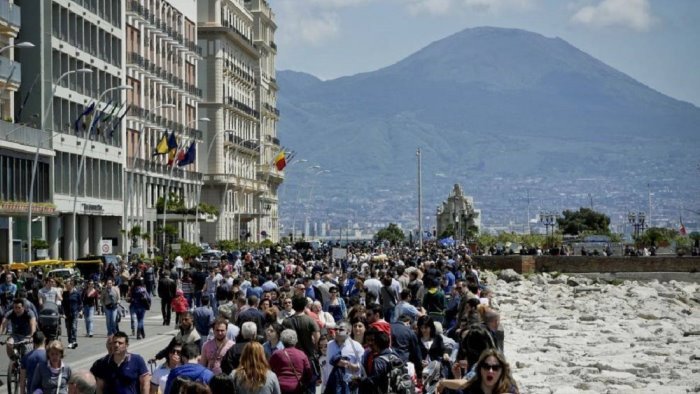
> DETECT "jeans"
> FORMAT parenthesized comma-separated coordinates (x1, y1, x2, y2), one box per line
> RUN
(206, 293, 218, 310)
(105, 307, 118, 336)
(184, 294, 193, 310)
(133, 306, 146, 332)
(193, 291, 202, 308)
(83, 306, 94, 335)
(161, 298, 172, 324)
(65, 316, 78, 344)
(130, 304, 137, 332)
(383, 307, 395, 324)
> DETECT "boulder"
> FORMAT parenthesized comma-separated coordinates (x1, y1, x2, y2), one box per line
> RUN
(498, 269, 523, 283)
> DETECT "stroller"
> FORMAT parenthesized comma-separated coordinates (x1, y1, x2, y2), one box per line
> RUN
(38, 301, 62, 340)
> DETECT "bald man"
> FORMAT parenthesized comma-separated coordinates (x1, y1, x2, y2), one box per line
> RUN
(68, 370, 96, 394)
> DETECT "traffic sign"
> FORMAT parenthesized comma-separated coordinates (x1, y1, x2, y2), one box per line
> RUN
(100, 239, 113, 255)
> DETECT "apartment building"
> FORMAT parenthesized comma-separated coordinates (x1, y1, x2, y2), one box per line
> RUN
(197, 0, 282, 244)
(0, 0, 52, 264)
(124, 0, 202, 255)
(16, 0, 126, 260)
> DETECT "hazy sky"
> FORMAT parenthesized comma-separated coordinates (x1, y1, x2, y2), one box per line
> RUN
(268, 0, 700, 106)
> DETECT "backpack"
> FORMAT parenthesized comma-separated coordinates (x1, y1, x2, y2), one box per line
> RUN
(133, 287, 151, 310)
(379, 353, 415, 394)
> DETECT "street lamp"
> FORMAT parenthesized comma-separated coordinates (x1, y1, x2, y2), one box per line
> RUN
(27, 68, 92, 262)
(628, 211, 646, 239)
(0, 41, 34, 55)
(124, 104, 176, 264)
(161, 117, 209, 259)
(540, 211, 557, 250)
(72, 85, 133, 260)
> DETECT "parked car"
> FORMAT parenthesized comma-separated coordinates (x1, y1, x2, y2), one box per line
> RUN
(47, 268, 78, 281)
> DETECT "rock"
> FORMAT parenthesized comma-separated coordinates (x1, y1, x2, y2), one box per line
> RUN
(567, 277, 581, 287)
(638, 313, 659, 320)
(531, 274, 548, 285)
(549, 278, 567, 285)
(498, 269, 523, 283)
(579, 315, 598, 322)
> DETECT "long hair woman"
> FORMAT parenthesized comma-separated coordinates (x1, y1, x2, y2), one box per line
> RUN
(232, 341, 281, 394)
(436, 349, 519, 394)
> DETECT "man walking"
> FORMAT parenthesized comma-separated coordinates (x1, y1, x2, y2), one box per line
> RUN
(100, 280, 120, 336)
(158, 270, 177, 325)
(62, 279, 83, 349)
(91, 331, 150, 394)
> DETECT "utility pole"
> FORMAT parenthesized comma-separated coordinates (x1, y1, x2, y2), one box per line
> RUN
(417, 148, 423, 250)
(648, 183, 652, 228)
(526, 190, 531, 235)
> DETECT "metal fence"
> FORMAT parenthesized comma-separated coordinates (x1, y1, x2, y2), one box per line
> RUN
(0, 121, 52, 150)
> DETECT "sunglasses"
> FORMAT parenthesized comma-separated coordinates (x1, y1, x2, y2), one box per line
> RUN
(481, 363, 502, 372)
(170, 349, 181, 354)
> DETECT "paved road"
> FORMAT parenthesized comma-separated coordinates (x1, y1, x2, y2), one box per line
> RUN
(0, 296, 179, 385)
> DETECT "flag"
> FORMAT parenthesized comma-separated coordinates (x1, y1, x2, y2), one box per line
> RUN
(167, 132, 179, 166)
(16, 74, 40, 123)
(680, 216, 687, 236)
(74, 102, 96, 135)
(177, 142, 197, 167)
(92, 99, 112, 136)
(107, 104, 130, 138)
(273, 150, 286, 171)
(153, 131, 169, 156)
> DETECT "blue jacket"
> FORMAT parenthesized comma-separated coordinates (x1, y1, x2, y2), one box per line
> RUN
(164, 363, 214, 394)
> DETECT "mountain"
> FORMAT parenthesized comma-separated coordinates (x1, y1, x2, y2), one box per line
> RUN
(276, 27, 700, 233)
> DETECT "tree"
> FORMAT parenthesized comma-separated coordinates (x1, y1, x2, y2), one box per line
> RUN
(374, 223, 405, 246)
(638, 227, 677, 248)
(688, 231, 700, 248)
(556, 208, 611, 236)
(439, 224, 455, 239)
(179, 241, 202, 259)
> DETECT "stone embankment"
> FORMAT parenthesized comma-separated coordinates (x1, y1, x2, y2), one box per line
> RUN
(490, 270, 700, 393)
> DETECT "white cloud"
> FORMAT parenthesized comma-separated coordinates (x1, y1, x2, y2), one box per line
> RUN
(273, 2, 343, 46)
(405, 0, 534, 16)
(406, 0, 454, 16)
(571, 0, 654, 31)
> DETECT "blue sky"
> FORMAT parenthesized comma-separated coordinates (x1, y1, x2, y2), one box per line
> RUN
(269, 0, 700, 106)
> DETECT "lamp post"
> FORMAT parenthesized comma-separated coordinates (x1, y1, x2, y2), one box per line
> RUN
(124, 103, 175, 264)
(161, 117, 209, 260)
(628, 211, 646, 239)
(540, 211, 556, 250)
(0, 41, 34, 55)
(27, 68, 92, 262)
(72, 85, 133, 260)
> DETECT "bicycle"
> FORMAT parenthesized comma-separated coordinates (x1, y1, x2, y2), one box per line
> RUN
(0, 338, 33, 394)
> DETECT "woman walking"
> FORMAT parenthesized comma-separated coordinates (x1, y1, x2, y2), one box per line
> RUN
(231, 342, 281, 394)
(81, 281, 99, 337)
(129, 278, 152, 339)
(29, 340, 72, 394)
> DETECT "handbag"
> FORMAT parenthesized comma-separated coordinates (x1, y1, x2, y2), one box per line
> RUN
(282, 349, 304, 391)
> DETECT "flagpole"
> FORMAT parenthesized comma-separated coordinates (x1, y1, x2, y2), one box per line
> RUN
(161, 118, 209, 260)
(72, 85, 132, 260)
(124, 104, 174, 265)
(27, 68, 92, 262)
(417, 148, 423, 250)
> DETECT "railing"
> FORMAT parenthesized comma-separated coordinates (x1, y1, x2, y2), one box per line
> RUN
(132, 157, 203, 181)
(271, 137, 280, 146)
(263, 103, 280, 116)
(0, 120, 51, 149)
(0, 0, 21, 28)
(0, 56, 21, 85)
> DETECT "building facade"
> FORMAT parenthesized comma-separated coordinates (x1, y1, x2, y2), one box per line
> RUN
(17, 0, 126, 260)
(436, 184, 481, 242)
(197, 0, 281, 244)
(124, 0, 203, 257)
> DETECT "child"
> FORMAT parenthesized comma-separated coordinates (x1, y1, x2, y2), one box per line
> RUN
(171, 289, 189, 325)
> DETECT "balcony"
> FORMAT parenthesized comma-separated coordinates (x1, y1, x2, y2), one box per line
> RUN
(226, 97, 259, 118)
(0, 56, 21, 86)
(0, 0, 20, 33)
(263, 103, 280, 117)
(131, 157, 203, 182)
(256, 165, 284, 184)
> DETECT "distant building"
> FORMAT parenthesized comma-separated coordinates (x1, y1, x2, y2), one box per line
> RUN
(436, 184, 481, 241)
(197, 0, 281, 243)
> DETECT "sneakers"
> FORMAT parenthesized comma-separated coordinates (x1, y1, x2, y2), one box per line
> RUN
(68, 343, 78, 349)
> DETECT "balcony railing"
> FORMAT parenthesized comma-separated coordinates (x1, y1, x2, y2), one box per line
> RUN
(0, 56, 21, 85)
(0, 0, 21, 28)
(132, 157, 202, 181)
(0, 120, 51, 149)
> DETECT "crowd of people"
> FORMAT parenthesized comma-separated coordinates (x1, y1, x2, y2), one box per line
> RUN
(0, 241, 521, 393)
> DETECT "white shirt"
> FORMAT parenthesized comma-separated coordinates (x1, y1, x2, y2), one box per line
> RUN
(327, 337, 364, 380)
(174, 256, 184, 269)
